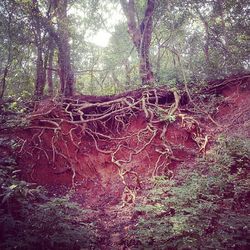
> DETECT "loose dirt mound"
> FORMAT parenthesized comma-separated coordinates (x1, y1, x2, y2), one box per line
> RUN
(15, 74, 250, 208)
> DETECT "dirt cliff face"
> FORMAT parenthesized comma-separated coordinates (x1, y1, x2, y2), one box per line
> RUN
(15, 74, 250, 207)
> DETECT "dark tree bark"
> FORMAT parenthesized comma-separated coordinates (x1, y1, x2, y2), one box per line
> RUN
(120, 0, 155, 86)
(53, 0, 75, 97)
(47, 38, 55, 96)
(0, 61, 10, 99)
(30, 0, 48, 99)
(31, 0, 47, 98)
(0, 41, 12, 99)
(30, 0, 74, 97)
(0, 6, 13, 99)
(34, 46, 46, 97)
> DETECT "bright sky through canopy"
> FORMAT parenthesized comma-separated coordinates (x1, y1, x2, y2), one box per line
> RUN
(86, 29, 112, 47)
(85, 4, 124, 47)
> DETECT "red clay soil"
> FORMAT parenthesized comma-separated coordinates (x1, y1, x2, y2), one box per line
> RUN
(0, 74, 249, 248)
(13, 74, 250, 209)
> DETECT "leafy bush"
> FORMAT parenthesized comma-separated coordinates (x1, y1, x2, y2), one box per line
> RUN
(129, 136, 250, 249)
(0, 99, 29, 130)
(0, 143, 99, 250)
(1, 197, 98, 250)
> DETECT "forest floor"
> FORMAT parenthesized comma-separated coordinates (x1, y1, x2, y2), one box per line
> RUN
(0, 74, 250, 249)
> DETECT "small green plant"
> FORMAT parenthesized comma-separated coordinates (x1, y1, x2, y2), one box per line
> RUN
(157, 107, 176, 123)
(129, 136, 250, 249)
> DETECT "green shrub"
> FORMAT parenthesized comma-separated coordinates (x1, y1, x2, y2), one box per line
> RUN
(0, 150, 99, 250)
(129, 136, 250, 249)
(1, 198, 98, 250)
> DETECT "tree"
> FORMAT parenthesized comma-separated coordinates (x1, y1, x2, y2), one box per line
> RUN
(0, 3, 13, 99)
(47, 36, 55, 96)
(30, 0, 48, 97)
(0, 1, 23, 99)
(51, 0, 75, 97)
(120, 0, 155, 86)
(24, 0, 75, 97)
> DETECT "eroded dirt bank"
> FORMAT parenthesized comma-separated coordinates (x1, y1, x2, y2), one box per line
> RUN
(1, 74, 248, 248)
(13, 75, 249, 207)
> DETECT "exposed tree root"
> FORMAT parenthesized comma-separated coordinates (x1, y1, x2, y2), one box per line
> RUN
(17, 75, 249, 205)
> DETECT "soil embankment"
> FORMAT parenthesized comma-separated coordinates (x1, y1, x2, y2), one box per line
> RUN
(14, 74, 250, 208)
(0, 74, 249, 248)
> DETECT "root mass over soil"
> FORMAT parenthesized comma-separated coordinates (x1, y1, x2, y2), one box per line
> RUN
(15, 74, 250, 207)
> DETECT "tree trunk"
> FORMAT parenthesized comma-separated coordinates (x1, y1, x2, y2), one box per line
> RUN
(120, 0, 155, 86)
(55, 0, 75, 97)
(32, 0, 46, 98)
(125, 60, 131, 90)
(195, 7, 210, 65)
(35, 0, 75, 97)
(34, 46, 46, 97)
(47, 44, 54, 96)
(155, 44, 161, 83)
(217, 0, 229, 73)
(139, 0, 155, 85)
(139, 52, 154, 85)
(0, 66, 9, 99)
(0, 9, 13, 99)
(57, 39, 75, 97)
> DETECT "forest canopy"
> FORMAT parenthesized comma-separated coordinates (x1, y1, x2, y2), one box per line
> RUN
(0, 0, 249, 99)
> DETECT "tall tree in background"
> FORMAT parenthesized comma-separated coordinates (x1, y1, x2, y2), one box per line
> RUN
(47, 36, 55, 96)
(0, 1, 24, 99)
(0, 3, 13, 99)
(30, 0, 48, 97)
(29, 0, 75, 97)
(120, 0, 155, 86)
(51, 0, 75, 97)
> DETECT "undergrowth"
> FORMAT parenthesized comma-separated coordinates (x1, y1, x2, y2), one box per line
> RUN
(128, 136, 250, 250)
(0, 139, 100, 250)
